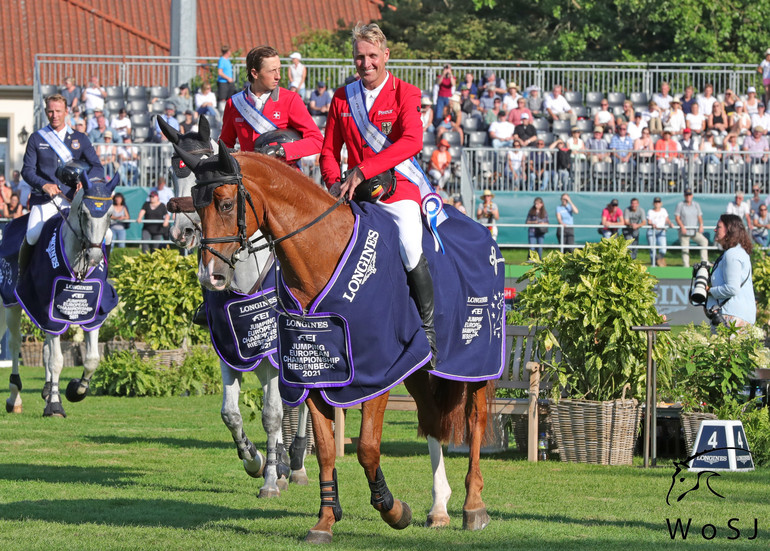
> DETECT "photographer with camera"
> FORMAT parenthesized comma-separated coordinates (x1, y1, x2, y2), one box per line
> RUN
(694, 214, 756, 327)
(433, 64, 456, 127)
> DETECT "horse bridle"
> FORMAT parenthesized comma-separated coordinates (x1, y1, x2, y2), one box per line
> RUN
(193, 172, 346, 270)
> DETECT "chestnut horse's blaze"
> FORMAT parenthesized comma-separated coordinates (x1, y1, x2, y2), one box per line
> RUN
(174, 140, 493, 543)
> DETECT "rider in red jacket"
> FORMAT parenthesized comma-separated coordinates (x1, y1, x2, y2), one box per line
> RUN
(220, 45, 322, 162)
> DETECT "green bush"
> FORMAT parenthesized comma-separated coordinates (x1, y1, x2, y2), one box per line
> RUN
(713, 398, 770, 467)
(518, 235, 671, 401)
(751, 249, 770, 327)
(92, 346, 221, 397)
(110, 249, 207, 350)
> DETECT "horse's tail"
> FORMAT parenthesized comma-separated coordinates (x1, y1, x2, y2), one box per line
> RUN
(420, 378, 495, 445)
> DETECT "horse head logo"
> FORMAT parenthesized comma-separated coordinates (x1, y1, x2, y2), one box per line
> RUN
(665, 446, 751, 505)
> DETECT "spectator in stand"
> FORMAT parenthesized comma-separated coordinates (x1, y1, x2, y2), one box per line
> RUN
(601, 199, 624, 238)
(433, 64, 456, 127)
(678, 85, 695, 115)
(217, 45, 236, 106)
(544, 84, 576, 126)
(453, 195, 467, 214)
(653, 81, 673, 117)
(697, 83, 717, 116)
(642, 100, 663, 135)
(502, 83, 521, 112)
(11, 170, 31, 211)
(514, 113, 537, 146)
(567, 127, 586, 171)
(73, 118, 88, 138)
(731, 101, 752, 135)
(686, 102, 706, 136)
(675, 188, 708, 267)
(752, 204, 770, 246)
(698, 132, 721, 165)
(627, 111, 647, 140)
(420, 97, 434, 135)
(586, 126, 609, 163)
(665, 96, 686, 136)
(458, 84, 479, 118)
(528, 138, 552, 191)
(726, 191, 753, 229)
(0, 175, 11, 211)
(623, 198, 645, 259)
(166, 83, 194, 116)
(462, 72, 478, 98)
(136, 190, 169, 253)
(153, 103, 180, 143)
(96, 131, 118, 178)
(746, 86, 760, 116)
(309, 81, 332, 116)
(723, 133, 744, 166)
(61, 77, 80, 114)
(479, 87, 500, 119)
(647, 197, 674, 266)
(288, 53, 308, 99)
(654, 127, 681, 166)
(506, 140, 527, 189)
(555, 193, 578, 251)
(507, 96, 532, 126)
(483, 96, 502, 127)
(110, 108, 132, 141)
(760, 48, 770, 105)
(751, 102, 770, 132)
(117, 135, 139, 185)
(488, 110, 516, 149)
(428, 139, 452, 190)
(436, 97, 464, 145)
(634, 127, 655, 163)
(593, 98, 616, 134)
(680, 127, 697, 155)
(743, 126, 770, 165)
(3, 193, 24, 219)
(109, 192, 130, 248)
(550, 138, 572, 190)
(724, 89, 738, 116)
(478, 70, 506, 97)
(87, 112, 115, 143)
(476, 189, 500, 240)
(750, 184, 764, 216)
(180, 110, 197, 134)
(708, 101, 729, 136)
(526, 86, 543, 118)
(610, 122, 634, 166)
(81, 76, 106, 117)
(618, 99, 636, 124)
(526, 197, 549, 259)
(151, 176, 174, 205)
(195, 82, 218, 120)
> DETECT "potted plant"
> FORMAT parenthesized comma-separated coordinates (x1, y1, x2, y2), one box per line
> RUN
(110, 249, 208, 365)
(517, 235, 671, 464)
(661, 322, 764, 454)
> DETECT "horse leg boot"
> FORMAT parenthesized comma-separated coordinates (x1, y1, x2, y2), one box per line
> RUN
(289, 403, 310, 485)
(220, 363, 265, 479)
(406, 255, 437, 369)
(305, 394, 341, 544)
(42, 334, 66, 418)
(259, 367, 289, 497)
(66, 328, 99, 403)
(4, 307, 22, 414)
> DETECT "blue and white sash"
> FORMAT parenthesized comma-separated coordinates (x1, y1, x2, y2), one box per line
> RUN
(37, 126, 73, 164)
(345, 79, 446, 252)
(231, 90, 277, 135)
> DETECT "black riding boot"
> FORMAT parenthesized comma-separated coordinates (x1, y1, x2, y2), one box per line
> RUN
(406, 255, 437, 369)
(17, 238, 33, 282)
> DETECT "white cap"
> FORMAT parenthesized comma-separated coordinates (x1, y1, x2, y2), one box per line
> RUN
(736, 101, 744, 107)
(289, 52, 301, 60)
(748, 86, 757, 93)
(765, 48, 770, 56)
(521, 113, 530, 119)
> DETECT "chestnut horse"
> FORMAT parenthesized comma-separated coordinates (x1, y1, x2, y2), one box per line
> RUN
(174, 142, 492, 543)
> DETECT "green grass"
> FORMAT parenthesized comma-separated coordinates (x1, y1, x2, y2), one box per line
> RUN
(1, 366, 769, 550)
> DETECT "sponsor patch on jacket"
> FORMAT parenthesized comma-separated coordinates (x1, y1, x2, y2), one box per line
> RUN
(377, 110, 393, 115)
(235, 117, 244, 122)
(272, 112, 281, 119)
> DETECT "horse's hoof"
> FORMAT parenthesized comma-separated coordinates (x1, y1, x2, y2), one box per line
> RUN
(290, 469, 309, 485)
(5, 400, 22, 414)
(425, 512, 450, 528)
(41, 382, 52, 401)
(305, 530, 333, 544)
(385, 500, 412, 530)
(462, 507, 490, 531)
(276, 476, 289, 491)
(43, 400, 66, 418)
(243, 450, 266, 479)
(65, 379, 88, 403)
(257, 486, 281, 499)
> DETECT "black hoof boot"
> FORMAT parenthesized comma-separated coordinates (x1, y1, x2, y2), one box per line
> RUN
(65, 378, 89, 403)
(276, 442, 291, 480)
(43, 400, 67, 418)
(289, 435, 308, 470)
(41, 381, 52, 401)
(9, 373, 22, 392)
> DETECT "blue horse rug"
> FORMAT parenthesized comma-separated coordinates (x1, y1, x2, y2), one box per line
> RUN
(276, 201, 505, 408)
(203, 266, 279, 371)
(14, 218, 117, 334)
(0, 215, 28, 307)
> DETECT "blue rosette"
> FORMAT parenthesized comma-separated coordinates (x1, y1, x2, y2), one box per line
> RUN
(421, 192, 445, 254)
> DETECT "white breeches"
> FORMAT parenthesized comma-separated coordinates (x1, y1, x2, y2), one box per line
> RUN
(27, 197, 66, 245)
(376, 199, 424, 271)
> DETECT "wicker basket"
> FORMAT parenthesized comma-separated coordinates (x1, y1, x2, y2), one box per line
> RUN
(681, 412, 718, 456)
(20, 341, 43, 367)
(282, 404, 315, 455)
(551, 397, 642, 465)
(60, 341, 81, 367)
(105, 340, 186, 368)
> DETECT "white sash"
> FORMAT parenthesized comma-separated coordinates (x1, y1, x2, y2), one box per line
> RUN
(231, 90, 277, 135)
(37, 126, 73, 164)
